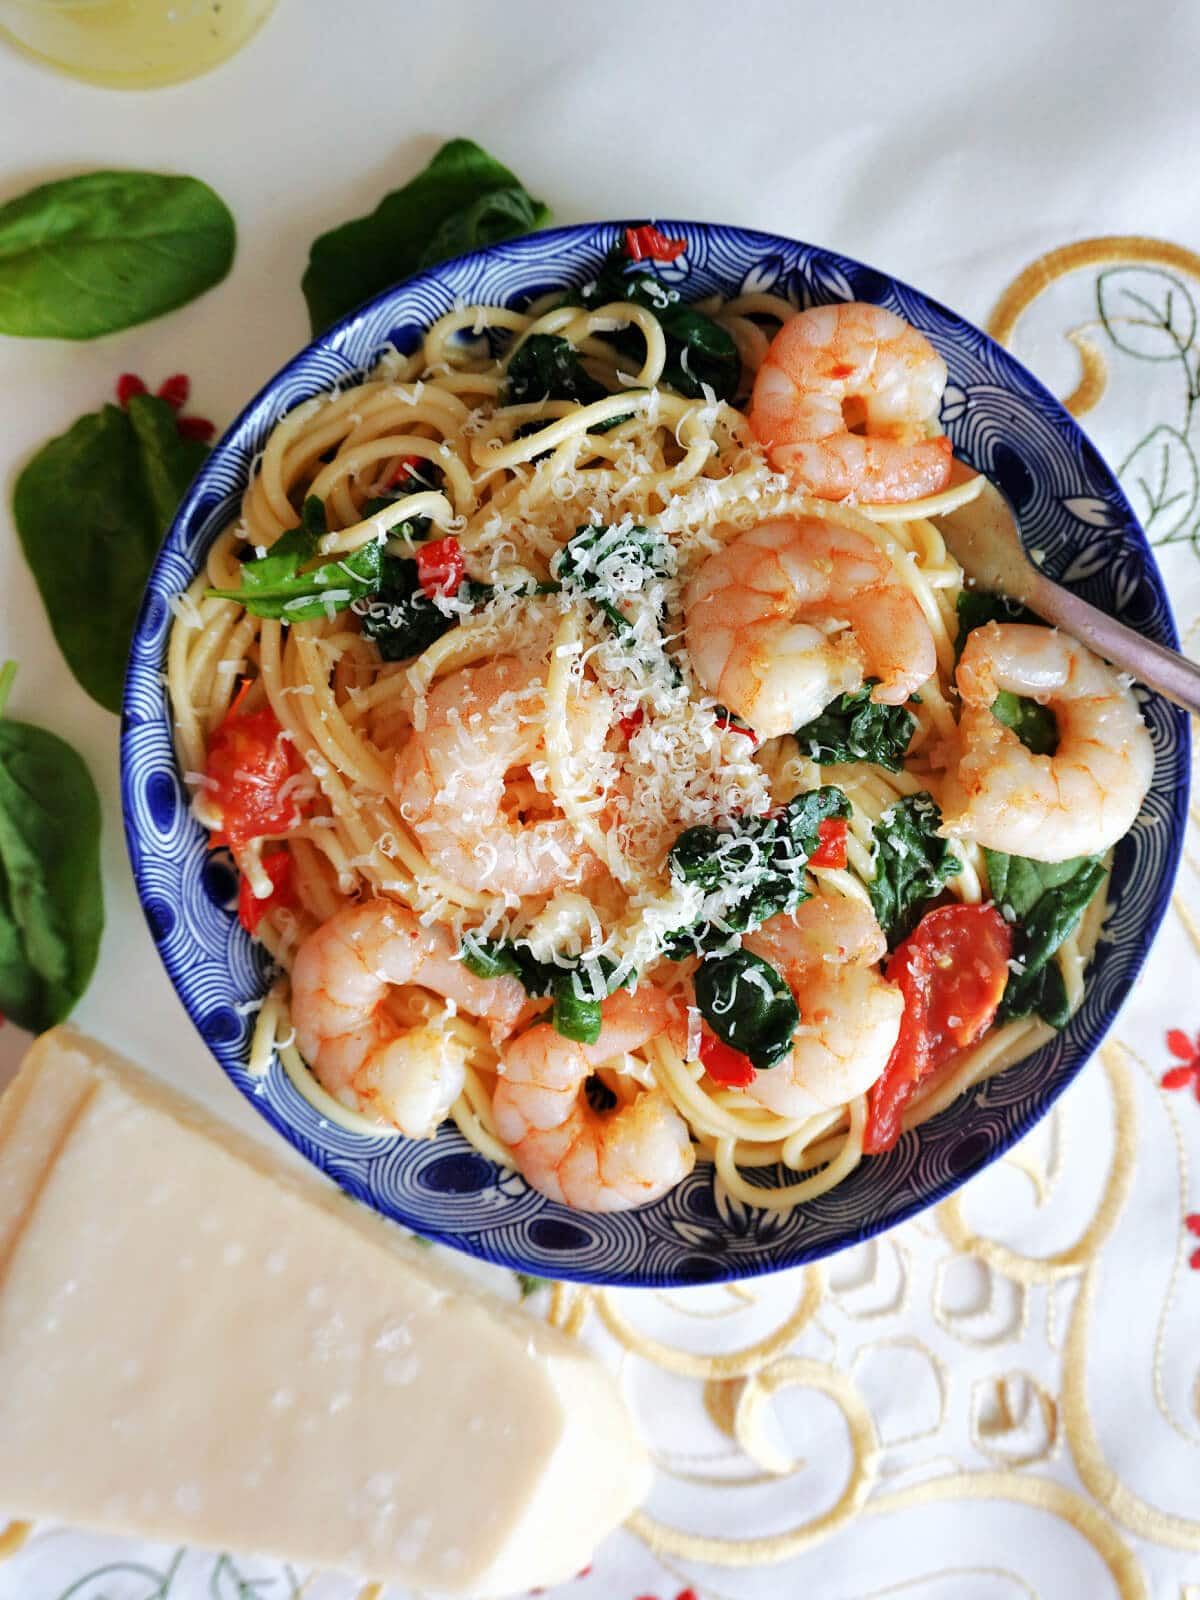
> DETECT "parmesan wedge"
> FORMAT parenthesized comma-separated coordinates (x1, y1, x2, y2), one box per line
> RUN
(0, 1027, 648, 1597)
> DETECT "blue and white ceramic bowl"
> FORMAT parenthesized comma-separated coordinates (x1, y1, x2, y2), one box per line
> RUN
(121, 222, 1188, 1287)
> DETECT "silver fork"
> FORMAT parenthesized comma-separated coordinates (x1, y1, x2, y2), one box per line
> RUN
(937, 479, 1200, 716)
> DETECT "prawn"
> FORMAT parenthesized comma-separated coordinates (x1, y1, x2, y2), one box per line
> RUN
(683, 516, 936, 739)
(395, 656, 607, 898)
(750, 301, 953, 503)
(940, 622, 1154, 861)
(741, 895, 903, 1119)
(291, 900, 527, 1138)
(493, 987, 695, 1211)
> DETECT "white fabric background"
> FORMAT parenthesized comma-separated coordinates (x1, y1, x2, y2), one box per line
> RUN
(0, 3, 1198, 1596)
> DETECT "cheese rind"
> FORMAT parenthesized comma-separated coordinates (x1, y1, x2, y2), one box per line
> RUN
(0, 1027, 649, 1597)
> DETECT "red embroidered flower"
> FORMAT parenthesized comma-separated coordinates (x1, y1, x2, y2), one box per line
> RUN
(1161, 1029, 1200, 1099)
(116, 372, 215, 443)
(1187, 1213, 1200, 1272)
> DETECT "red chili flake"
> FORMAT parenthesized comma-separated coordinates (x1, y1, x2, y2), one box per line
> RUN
(809, 817, 849, 870)
(714, 711, 757, 746)
(699, 1030, 756, 1089)
(116, 372, 148, 406)
(625, 224, 687, 264)
(237, 851, 294, 934)
(416, 536, 465, 598)
(156, 372, 190, 410)
(618, 708, 645, 740)
(177, 415, 216, 442)
(1161, 1029, 1200, 1098)
(387, 452, 425, 487)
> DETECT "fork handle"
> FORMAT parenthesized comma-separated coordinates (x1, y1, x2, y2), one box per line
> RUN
(1026, 573, 1200, 717)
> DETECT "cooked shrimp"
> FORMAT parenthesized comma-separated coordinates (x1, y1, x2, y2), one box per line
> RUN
(683, 516, 936, 738)
(750, 301, 953, 503)
(395, 656, 607, 897)
(291, 900, 526, 1137)
(940, 622, 1153, 861)
(493, 987, 695, 1211)
(741, 895, 903, 1119)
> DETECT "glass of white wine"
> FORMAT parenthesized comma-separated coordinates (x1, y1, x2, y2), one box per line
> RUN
(0, 0, 277, 88)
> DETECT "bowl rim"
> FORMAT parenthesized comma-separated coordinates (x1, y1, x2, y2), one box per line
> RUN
(121, 218, 1191, 1286)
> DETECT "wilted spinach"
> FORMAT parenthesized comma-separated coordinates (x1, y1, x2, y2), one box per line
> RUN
(692, 948, 799, 1070)
(956, 590, 1057, 755)
(984, 848, 1107, 1026)
(207, 497, 384, 620)
(868, 792, 960, 945)
(793, 681, 916, 772)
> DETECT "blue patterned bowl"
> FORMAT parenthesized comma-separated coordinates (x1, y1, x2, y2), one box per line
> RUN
(121, 222, 1188, 1287)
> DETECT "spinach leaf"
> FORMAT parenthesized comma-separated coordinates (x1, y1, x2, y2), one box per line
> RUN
(869, 792, 960, 945)
(12, 392, 210, 714)
(984, 847, 1106, 1026)
(955, 590, 1057, 755)
(668, 786, 851, 951)
(575, 239, 740, 402)
(553, 521, 676, 638)
(359, 553, 459, 662)
(302, 139, 550, 334)
(693, 949, 798, 1070)
(793, 681, 916, 772)
(0, 663, 103, 1032)
(207, 497, 385, 621)
(505, 333, 607, 408)
(0, 170, 235, 339)
(460, 935, 617, 1044)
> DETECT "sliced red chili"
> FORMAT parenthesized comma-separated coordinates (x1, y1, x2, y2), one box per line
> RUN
(625, 224, 687, 263)
(116, 372, 147, 406)
(618, 708, 645, 740)
(205, 694, 307, 850)
(237, 850, 294, 934)
(809, 817, 848, 870)
(387, 452, 425, 487)
(699, 1029, 756, 1089)
(715, 711, 757, 746)
(156, 373, 190, 410)
(863, 903, 1012, 1155)
(415, 535, 464, 598)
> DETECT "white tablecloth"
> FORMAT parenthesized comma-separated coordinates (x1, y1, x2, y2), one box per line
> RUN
(1, 4, 1198, 1596)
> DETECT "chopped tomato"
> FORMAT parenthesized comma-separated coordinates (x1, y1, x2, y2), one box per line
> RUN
(205, 691, 307, 850)
(625, 224, 687, 263)
(863, 903, 1012, 1154)
(809, 817, 848, 870)
(699, 1029, 756, 1089)
(415, 536, 464, 598)
(237, 851, 294, 933)
(387, 452, 425, 487)
(618, 708, 645, 740)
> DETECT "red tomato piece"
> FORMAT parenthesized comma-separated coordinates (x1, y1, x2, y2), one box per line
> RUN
(809, 817, 848, 869)
(618, 708, 645, 740)
(625, 224, 687, 263)
(156, 373, 190, 410)
(416, 536, 464, 598)
(699, 1030, 757, 1089)
(205, 698, 306, 850)
(237, 851, 294, 934)
(863, 903, 1012, 1154)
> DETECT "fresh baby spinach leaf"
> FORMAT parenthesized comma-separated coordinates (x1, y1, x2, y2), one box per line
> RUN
(0, 662, 104, 1033)
(0, 170, 235, 339)
(302, 139, 550, 334)
(13, 392, 210, 714)
(984, 848, 1107, 1026)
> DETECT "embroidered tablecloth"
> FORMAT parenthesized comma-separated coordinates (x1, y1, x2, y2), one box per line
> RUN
(0, 4, 1198, 1597)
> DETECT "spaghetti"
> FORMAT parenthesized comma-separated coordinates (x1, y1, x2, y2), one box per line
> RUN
(168, 246, 1127, 1215)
